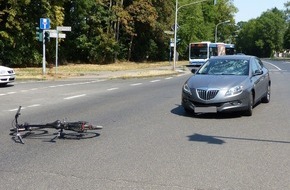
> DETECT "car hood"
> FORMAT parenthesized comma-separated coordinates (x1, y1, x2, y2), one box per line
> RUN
(186, 74, 248, 89)
(0, 66, 15, 74)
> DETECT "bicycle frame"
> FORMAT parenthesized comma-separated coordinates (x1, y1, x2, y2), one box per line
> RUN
(11, 106, 102, 144)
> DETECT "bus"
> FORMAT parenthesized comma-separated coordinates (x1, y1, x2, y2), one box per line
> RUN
(188, 42, 235, 66)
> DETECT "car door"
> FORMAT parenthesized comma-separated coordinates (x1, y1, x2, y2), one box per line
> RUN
(250, 57, 267, 101)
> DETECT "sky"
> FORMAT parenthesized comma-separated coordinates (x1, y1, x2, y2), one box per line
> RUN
(234, 0, 287, 22)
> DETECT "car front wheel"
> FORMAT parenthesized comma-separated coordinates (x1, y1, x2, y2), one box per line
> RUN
(244, 92, 253, 116)
(261, 85, 270, 103)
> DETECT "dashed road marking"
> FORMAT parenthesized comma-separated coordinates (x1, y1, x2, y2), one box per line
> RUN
(64, 94, 86, 100)
(130, 83, 142, 86)
(107, 88, 119, 91)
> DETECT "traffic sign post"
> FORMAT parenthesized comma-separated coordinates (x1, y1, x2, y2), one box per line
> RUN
(55, 26, 71, 74)
(42, 29, 46, 74)
(37, 19, 71, 75)
(40, 18, 50, 30)
(56, 26, 71, 32)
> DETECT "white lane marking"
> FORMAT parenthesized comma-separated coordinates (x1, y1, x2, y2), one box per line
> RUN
(107, 88, 119, 91)
(7, 92, 16, 95)
(165, 77, 173, 80)
(150, 80, 160, 83)
(27, 104, 41, 108)
(130, 83, 142, 86)
(64, 94, 86, 100)
(0, 94, 5, 96)
(263, 60, 282, 71)
(9, 108, 22, 112)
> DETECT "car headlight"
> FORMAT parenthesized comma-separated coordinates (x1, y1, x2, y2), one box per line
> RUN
(225, 86, 243, 96)
(183, 83, 192, 95)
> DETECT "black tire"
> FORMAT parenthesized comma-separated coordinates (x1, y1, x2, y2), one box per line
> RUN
(244, 92, 253, 116)
(261, 85, 270, 103)
(59, 131, 100, 140)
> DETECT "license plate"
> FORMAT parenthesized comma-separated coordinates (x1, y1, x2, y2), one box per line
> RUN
(194, 106, 217, 113)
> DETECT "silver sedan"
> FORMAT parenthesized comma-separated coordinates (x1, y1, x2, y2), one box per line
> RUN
(182, 55, 271, 116)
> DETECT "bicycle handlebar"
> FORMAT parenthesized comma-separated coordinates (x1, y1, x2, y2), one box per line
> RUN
(15, 106, 22, 120)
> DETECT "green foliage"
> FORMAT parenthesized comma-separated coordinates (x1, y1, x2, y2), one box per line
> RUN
(236, 8, 287, 57)
(284, 23, 290, 49)
(0, 0, 289, 67)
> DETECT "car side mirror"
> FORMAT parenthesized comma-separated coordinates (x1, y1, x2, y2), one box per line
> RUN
(254, 69, 263, 76)
(191, 68, 197, 74)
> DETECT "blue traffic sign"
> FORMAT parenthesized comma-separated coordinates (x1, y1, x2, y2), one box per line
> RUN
(40, 18, 50, 29)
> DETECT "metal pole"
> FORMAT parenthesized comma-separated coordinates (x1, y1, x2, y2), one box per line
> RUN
(215, 23, 219, 43)
(173, 0, 178, 71)
(42, 30, 46, 75)
(55, 30, 58, 74)
(173, 0, 217, 70)
(215, 20, 230, 43)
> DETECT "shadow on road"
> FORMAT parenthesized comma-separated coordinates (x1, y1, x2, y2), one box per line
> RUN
(187, 133, 225, 145)
(188, 133, 290, 145)
(171, 104, 242, 119)
(0, 84, 14, 88)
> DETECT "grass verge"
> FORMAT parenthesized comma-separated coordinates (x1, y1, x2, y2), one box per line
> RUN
(15, 61, 188, 80)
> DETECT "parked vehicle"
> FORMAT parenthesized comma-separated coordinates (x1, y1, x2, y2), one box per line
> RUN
(0, 66, 16, 86)
(182, 55, 271, 116)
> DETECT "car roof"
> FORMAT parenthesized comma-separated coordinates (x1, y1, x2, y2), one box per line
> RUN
(210, 55, 255, 60)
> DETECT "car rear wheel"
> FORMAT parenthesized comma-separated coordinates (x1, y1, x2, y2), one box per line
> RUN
(244, 92, 253, 116)
(261, 85, 270, 103)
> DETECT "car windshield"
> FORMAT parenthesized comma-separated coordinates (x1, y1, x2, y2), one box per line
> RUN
(197, 58, 249, 76)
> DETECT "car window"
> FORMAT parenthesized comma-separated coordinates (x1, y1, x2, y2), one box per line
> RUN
(257, 58, 264, 68)
(251, 58, 262, 74)
(198, 59, 249, 75)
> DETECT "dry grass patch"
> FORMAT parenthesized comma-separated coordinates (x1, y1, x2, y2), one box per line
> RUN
(15, 61, 188, 80)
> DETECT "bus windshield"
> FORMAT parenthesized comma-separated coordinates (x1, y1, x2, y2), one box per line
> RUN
(190, 43, 208, 59)
(190, 47, 208, 59)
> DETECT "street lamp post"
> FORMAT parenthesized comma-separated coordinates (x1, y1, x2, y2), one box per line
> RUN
(173, 0, 217, 70)
(215, 20, 230, 43)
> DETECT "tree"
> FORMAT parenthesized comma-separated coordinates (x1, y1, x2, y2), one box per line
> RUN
(283, 1, 290, 49)
(236, 8, 286, 57)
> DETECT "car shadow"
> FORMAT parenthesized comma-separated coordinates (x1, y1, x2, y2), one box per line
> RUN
(171, 104, 242, 119)
(0, 84, 14, 88)
(187, 133, 225, 145)
(187, 133, 290, 144)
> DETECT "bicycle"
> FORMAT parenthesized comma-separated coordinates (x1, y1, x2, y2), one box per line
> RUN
(10, 106, 103, 144)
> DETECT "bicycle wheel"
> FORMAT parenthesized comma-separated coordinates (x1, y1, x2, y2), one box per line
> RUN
(59, 131, 100, 140)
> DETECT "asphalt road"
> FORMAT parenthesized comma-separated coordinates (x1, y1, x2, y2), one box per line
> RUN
(1, 59, 290, 190)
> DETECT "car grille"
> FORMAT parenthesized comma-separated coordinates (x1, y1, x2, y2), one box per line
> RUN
(196, 89, 219, 100)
